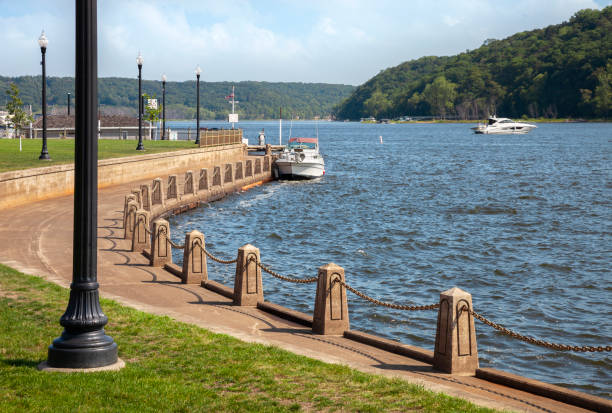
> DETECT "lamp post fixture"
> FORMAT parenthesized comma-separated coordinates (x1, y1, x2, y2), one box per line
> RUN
(38, 30, 50, 160)
(195, 65, 201, 145)
(161, 74, 166, 140)
(67, 92, 71, 116)
(45, 0, 119, 370)
(136, 52, 144, 150)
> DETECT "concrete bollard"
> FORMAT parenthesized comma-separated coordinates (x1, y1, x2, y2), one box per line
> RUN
(181, 230, 206, 284)
(313, 263, 350, 335)
(131, 210, 151, 253)
(123, 194, 136, 228)
(140, 184, 152, 212)
(233, 244, 263, 306)
(198, 168, 209, 191)
(131, 189, 143, 209)
(124, 200, 139, 240)
(183, 170, 196, 198)
(167, 175, 178, 201)
(255, 158, 262, 175)
(151, 178, 165, 208)
(150, 219, 172, 267)
(433, 287, 479, 375)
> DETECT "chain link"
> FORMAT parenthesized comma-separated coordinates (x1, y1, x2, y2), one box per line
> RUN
(249, 257, 318, 283)
(468, 309, 611, 352)
(166, 237, 185, 250)
(202, 247, 238, 264)
(334, 279, 439, 311)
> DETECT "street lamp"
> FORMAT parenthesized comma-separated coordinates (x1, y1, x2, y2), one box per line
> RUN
(67, 92, 71, 116)
(161, 74, 166, 140)
(38, 30, 50, 160)
(195, 65, 201, 145)
(45, 0, 119, 370)
(136, 52, 144, 150)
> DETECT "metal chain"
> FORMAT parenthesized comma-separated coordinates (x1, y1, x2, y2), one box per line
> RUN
(136, 216, 152, 235)
(166, 237, 185, 250)
(469, 309, 611, 352)
(334, 279, 439, 311)
(202, 247, 238, 264)
(249, 257, 318, 284)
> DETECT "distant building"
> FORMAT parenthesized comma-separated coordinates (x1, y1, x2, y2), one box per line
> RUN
(32, 114, 147, 140)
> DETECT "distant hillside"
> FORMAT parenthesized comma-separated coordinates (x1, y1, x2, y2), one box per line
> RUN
(0, 76, 355, 120)
(334, 6, 611, 120)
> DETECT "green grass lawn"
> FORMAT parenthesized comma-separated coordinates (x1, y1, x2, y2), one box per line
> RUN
(0, 264, 495, 412)
(0, 138, 196, 173)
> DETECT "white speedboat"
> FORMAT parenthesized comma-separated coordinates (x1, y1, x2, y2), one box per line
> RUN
(274, 137, 325, 180)
(472, 117, 536, 134)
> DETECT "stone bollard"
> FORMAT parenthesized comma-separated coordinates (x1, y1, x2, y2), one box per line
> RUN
(124, 200, 139, 240)
(150, 219, 172, 267)
(183, 170, 196, 198)
(312, 263, 350, 335)
(151, 178, 165, 208)
(123, 194, 136, 228)
(233, 244, 263, 306)
(167, 175, 178, 201)
(140, 184, 152, 212)
(131, 210, 151, 253)
(433, 287, 479, 375)
(198, 168, 209, 191)
(181, 230, 206, 284)
(131, 189, 143, 209)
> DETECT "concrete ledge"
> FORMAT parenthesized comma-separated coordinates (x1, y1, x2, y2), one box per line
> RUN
(203, 280, 234, 299)
(257, 301, 313, 327)
(164, 263, 183, 279)
(476, 368, 612, 413)
(343, 330, 434, 365)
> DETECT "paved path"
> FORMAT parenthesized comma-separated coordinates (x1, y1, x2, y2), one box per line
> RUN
(0, 180, 601, 413)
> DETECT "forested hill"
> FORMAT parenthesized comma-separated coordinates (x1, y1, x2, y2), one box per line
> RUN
(0, 76, 354, 120)
(334, 6, 611, 120)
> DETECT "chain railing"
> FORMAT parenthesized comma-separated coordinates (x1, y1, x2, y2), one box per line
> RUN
(202, 247, 238, 264)
(333, 278, 439, 311)
(249, 256, 318, 284)
(166, 237, 185, 250)
(465, 307, 612, 352)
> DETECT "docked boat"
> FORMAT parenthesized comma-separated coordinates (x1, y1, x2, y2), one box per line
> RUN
(472, 117, 536, 134)
(274, 137, 325, 180)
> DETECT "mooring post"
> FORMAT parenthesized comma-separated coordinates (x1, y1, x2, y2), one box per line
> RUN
(123, 194, 136, 228)
(150, 219, 172, 267)
(131, 188, 142, 209)
(124, 200, 139, 240)
(151, 177, 165, 208)
(167, 174, 178, 202)
(131, 210, 150, 253)
(433, 287, 479, 375)
(140, 184, 152, 212)
(181, 230, 206, 284)
(313, 263, 350, 335)
(233, 244, 263, 306)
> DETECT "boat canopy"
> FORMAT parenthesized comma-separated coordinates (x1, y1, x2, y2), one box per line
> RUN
(288, 137, 318, 149)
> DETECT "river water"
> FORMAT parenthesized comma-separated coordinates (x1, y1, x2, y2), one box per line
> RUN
(167, 120, 611, 398)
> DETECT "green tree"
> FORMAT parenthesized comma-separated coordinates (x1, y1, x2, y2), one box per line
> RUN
(5, 83, 33, 139)
(363, 89, 391, 118)
(592, 63, 611, 118)
(422, 76, 457, 118)
(142, 93, 162, 139)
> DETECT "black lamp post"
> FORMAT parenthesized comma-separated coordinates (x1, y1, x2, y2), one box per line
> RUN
(161, 74, 166, 140)
(195, 65, 201, 145)
(45, 0, 119, 369)
(67, 92, 71, 116)
(38, 31, 50, 160)
(136, 52, 144, 150)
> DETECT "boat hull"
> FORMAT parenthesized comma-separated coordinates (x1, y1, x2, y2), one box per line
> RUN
(275, 160, 325, 180)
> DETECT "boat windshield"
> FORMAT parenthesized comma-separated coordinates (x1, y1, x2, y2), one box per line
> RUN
(288, 141, 316, 150)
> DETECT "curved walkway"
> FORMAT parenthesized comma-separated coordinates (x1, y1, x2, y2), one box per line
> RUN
(0, 180, 604, 413)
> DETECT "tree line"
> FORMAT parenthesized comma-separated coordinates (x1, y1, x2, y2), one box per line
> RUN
(0, 76, 354, 120)
(334, 6, 611, 120)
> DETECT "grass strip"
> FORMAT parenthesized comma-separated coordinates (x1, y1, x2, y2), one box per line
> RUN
(0, 263, 494, 412)
(0, 139, 196, 173)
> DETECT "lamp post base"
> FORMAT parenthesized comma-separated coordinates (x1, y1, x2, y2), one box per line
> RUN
(136, 143, 145, 151)
(47, 329, 118, 369)
(39, 152, 50, 160)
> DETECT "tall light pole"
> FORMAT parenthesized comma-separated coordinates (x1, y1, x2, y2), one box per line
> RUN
(38, 30, 50, 160)
(195, 65, 201, 145)
(136, 52, 144, 150)
(45, 0, 119, 369)
(67, 92, 71, 116)
(161, 74, 166, 140)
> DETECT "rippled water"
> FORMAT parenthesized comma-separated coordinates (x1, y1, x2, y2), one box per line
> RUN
(168, 121, 611, 398)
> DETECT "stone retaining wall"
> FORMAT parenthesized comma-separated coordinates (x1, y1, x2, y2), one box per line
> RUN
(0, 145, 247, 210)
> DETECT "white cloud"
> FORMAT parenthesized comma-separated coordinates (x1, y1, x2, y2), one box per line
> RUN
(0, 0, 607, 85)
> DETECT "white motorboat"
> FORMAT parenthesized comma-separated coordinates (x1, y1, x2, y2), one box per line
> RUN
(274, 137, 325, 180)
(472, 117, 536, 134)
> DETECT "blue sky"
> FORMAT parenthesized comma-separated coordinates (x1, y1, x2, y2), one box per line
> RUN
(0, 0, 610, 85)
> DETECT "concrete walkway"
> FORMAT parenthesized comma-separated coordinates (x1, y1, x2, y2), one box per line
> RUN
(0, 180, 605, 413)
